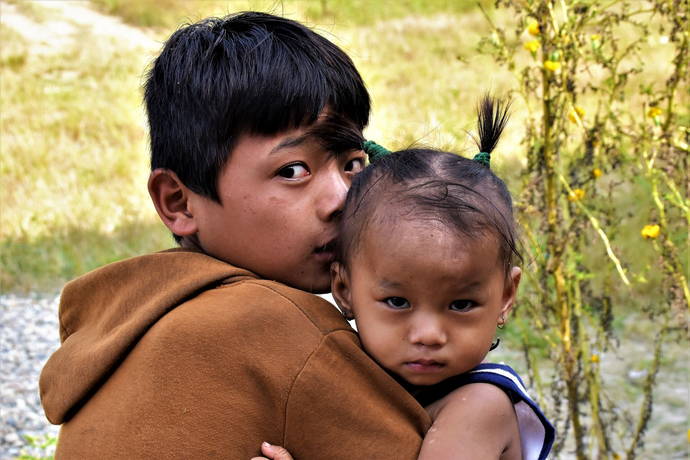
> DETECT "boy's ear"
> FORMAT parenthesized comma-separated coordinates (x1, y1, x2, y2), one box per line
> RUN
(331, 262, 354, 320)
(499, 266, 522, 323)
(148, 169, 198, 237)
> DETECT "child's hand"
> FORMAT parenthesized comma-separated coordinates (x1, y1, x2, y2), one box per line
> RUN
(250, 442, 294, 460)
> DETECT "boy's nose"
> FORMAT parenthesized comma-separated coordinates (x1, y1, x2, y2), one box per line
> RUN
(316, 167, 349, 221)
(407, 314, 447, 347)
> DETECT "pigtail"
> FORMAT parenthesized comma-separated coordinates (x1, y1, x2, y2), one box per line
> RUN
(472, 94, 511, 167)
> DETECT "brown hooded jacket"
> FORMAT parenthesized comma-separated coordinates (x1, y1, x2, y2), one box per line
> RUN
(40, 249, 430, 459)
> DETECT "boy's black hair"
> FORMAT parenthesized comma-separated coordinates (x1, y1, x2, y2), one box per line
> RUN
(144, 12, 370, 202)
(337, 96, 521, 275)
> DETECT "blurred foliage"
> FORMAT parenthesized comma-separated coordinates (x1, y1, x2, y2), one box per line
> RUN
(304, 0, 490, 25)
(89, 0, 491, 29)
(91, 0, 197, 28)
(90, 0, 286, 29)
(16, 434, 56, 460)
(478, 0, 688, 458)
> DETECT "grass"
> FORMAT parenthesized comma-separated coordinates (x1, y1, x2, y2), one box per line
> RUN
(0, 5, 171, 292)
(89, 0, 493, 29)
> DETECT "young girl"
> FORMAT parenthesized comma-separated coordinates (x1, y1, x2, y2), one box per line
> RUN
(253, 96, 555, 460)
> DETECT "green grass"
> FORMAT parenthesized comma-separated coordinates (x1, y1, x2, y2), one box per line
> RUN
(88, 0, 493, 29)
(0, 10, 171, 292)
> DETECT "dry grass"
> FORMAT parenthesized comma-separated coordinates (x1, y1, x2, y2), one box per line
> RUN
(1, 2, 170, 291)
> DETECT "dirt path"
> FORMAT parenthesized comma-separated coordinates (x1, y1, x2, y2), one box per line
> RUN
(1, 0, 158, 55)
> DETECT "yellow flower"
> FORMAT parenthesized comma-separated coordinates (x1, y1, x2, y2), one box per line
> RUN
(590, 34, 603, 50)
(544, 60, 561, 72)
(568, 106, 585, 123)
(592, 168, 603, 178)
(527, 21, 540, 36)
(641, 224, 660, 239)
(523, 40, 541, 53)
(568, 188, 585, 202)
(590, 354, 600, 363)
(647, 107, 663, 118)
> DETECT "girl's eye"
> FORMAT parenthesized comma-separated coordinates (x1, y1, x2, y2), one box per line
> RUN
(449, 300, 477, 312)
(344, 157, 365, 174)
(277, 163, 310, 179)
(384, 297, 410, 310)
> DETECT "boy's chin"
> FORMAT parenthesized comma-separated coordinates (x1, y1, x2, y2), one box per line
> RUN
(295, 280, 331, 294)
(278, 270, 332, 294)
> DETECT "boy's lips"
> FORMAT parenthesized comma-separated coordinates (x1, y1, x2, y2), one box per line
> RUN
(313, 239, 336, 263)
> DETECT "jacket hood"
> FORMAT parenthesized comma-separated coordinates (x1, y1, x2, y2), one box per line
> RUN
(39, 249, 256, 424)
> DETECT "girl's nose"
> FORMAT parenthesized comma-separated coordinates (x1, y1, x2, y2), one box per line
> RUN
(408, 314, 447, 347)
(316, 164, 349, 222)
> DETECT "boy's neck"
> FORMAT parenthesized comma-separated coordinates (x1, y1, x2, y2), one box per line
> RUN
(179, 235, 204, 253)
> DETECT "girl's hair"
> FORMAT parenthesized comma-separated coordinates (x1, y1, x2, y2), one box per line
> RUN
(336, 96, 521, 275)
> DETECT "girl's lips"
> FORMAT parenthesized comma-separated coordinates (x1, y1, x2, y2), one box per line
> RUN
(404, 360, 445, 373)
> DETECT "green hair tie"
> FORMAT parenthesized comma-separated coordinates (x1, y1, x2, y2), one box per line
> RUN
(473, 151, 491, 168)
(362, 140, 391, 163)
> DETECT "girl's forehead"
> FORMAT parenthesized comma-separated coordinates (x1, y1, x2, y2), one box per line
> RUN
(365, 209, 495, 246)
(351, 221, 503, 293)
(359, 216, 500, 264)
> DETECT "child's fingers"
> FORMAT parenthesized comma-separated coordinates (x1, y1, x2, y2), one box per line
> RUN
(257, 441, 294, 460)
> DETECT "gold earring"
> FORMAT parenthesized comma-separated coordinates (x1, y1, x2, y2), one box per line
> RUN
(497, 314, 506, 329)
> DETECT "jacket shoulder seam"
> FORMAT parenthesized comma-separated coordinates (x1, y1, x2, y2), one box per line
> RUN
(281, 330, 353, 445)
(229, 280, 353, 335)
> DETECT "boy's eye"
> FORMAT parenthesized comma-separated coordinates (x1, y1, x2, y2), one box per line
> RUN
(449, 300, 477, 312)
(384, 297, 410, 310)
(278, 163, 310, 179)
(344, 157, 365, 174)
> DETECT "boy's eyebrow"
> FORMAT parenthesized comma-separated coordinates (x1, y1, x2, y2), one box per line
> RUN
(269, 134, 309, 155)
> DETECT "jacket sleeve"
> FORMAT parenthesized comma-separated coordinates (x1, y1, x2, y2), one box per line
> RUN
(55, 283, 304, 459)
(284, 330, 431, 460)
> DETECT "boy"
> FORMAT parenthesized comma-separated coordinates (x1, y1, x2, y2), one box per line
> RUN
(39, 12, 430, 458)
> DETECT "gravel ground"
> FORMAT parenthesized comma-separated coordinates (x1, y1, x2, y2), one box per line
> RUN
(0, 292, 687, 459)
(1, 293, 60, 459)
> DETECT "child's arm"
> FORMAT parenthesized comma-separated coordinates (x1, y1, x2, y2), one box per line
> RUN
(253, 383, 521, 460)
(419, 383, 522, 460)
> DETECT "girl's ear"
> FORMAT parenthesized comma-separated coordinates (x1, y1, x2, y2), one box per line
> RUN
(500, 266, 522, 322)
(148, 169, 198, 237)
(331, 262, 354, 320)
